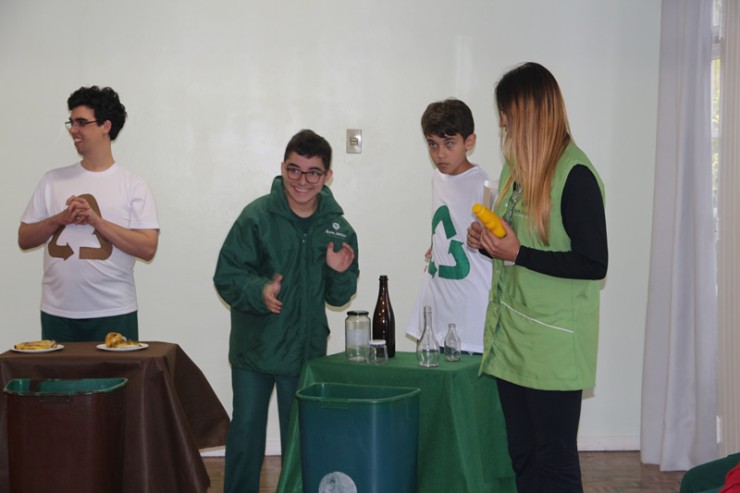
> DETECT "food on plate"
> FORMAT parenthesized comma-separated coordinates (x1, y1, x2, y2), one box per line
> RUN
(14, 340, 58, 351)
(104, 332, 126, 347)
(104, 332, 142, 348)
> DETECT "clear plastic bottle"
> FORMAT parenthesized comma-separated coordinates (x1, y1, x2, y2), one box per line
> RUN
(417, 306, 440, 367)
(444, 323, 461, 362)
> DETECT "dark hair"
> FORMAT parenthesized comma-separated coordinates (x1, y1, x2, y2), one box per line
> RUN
(421, 98, 475, 139)
(283, 129, 333, 170)
(67, 86, 127, 140)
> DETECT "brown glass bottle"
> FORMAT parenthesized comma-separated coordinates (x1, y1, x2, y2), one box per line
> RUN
(372, 275, 395, 358)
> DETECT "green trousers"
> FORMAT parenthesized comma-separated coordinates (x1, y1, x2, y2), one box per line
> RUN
(41, 311, 138, 342)
(224, 366, 298, 493)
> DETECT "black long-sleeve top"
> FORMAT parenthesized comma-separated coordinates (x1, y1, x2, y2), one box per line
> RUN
(513, 165, 608, 280)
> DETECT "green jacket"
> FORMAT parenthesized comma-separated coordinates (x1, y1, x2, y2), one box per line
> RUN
(481, 142, 604, 390)
(214, 177, 359, 376)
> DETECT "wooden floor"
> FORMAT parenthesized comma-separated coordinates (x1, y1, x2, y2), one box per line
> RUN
(204, 451, 686, 492)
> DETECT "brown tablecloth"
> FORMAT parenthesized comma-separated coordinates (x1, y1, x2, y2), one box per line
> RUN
(0, 341, 230, 493)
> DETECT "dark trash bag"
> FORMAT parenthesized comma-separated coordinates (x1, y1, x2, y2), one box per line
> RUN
(297, 382, 420, 493)
(4, 378, 127, 493)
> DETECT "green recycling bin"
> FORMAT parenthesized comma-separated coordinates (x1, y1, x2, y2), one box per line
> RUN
(297, 382, 420, 493)
(4, 378, 128, 493)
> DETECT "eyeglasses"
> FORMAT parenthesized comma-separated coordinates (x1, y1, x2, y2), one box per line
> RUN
(64, 118, 101, 130)
(284, 166, 326, 184)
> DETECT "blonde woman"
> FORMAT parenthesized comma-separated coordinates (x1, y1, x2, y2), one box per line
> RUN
(468, 62, 608, 493)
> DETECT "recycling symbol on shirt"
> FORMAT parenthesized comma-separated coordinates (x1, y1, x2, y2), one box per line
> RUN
(48, 193, 113, 261)
(428, 205, 470, 280)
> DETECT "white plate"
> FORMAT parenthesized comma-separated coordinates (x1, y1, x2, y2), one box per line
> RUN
(11, 345, 64, 354)
(96, 343, 149, 352)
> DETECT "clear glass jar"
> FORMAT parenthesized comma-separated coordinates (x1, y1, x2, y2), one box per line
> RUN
(367, 339, 388, 365)
(345, 310, 370, 362)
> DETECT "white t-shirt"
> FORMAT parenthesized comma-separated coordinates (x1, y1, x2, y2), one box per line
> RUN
(406, 165, 493, 353)
(21, 162, 159, 318)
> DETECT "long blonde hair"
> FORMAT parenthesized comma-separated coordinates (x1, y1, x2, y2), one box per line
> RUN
(495, 62, 571, 244)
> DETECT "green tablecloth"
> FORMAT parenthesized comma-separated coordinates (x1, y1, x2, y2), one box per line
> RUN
(276, 352, 516, 493)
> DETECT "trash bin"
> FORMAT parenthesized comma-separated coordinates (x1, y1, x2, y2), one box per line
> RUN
(4, 378, 128, 493)
(297, 382, 420, 493)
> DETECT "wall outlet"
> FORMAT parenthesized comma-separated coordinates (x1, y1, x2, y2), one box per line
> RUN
(346, 129, 362, 154)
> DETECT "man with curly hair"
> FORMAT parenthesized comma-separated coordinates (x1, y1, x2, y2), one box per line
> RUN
(18, 86, 160, 342)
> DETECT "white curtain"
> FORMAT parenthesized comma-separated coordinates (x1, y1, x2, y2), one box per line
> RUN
(641, 0, 717, 471)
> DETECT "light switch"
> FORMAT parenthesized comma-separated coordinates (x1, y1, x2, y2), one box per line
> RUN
(346, 129, 362, 154)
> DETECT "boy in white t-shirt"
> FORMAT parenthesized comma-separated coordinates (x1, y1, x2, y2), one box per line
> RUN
(406, 98, 493, 354)
(18, 86, 160, 342)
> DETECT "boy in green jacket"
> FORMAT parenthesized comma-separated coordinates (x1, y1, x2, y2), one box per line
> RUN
(214, 129, 359, 493)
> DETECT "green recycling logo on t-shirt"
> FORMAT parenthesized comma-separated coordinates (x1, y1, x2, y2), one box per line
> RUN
(428, 205, 470, 280)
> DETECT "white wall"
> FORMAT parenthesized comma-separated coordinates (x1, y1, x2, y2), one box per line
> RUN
(0, 0, 661, 453)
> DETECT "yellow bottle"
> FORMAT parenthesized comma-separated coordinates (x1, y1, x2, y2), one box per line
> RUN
(472, 203, 506, 238)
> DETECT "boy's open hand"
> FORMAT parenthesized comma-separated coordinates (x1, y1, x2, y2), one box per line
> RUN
(326, 242, 355, 273)
(262, 274, 283, 314)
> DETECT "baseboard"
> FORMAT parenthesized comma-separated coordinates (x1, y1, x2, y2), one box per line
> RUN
(265, 441, 282, 456)
(200, 440, 281, 458)
(201, 446, 226, 457)
(202, 437, 640, 458)
(578, 436, 640, 451)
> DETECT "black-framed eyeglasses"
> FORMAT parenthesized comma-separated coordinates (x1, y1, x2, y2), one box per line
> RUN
(64, 118, 101, 130)
(284, 166, 326, 184)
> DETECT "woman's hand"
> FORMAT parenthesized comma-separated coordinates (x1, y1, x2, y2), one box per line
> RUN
(472, 220, 521, 262)
(467, 222, 484, 250)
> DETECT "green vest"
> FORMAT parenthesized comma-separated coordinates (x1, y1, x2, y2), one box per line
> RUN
(480, 142, 605, 390)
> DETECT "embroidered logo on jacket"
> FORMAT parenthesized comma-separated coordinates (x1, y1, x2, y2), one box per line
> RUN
(325, 222, 348, 240)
